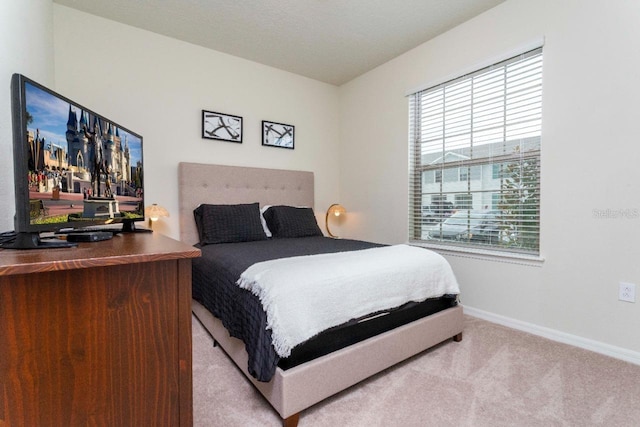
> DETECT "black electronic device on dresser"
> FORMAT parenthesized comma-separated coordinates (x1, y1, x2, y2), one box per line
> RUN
(66, 231, 114, 242)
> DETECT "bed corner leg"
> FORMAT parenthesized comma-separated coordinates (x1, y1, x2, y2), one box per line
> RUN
(213, 339, 218, 348)
(453, 332, 463, 342)
(283, 413, 300, 427)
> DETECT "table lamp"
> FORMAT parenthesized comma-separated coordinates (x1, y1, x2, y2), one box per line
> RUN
(325, 203, 346, 238)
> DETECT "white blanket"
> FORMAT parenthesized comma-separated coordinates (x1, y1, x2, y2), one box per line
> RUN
(236, 244, 460, 358)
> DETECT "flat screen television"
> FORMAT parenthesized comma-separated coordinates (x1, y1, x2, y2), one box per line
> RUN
(3, 74, 145, 249)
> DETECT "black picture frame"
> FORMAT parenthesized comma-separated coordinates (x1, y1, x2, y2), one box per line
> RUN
(262, 120, 294, 149)
(202, 110, 243, 143)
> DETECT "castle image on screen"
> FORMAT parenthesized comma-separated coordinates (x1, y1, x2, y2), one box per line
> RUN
(24, 81, 143, 226)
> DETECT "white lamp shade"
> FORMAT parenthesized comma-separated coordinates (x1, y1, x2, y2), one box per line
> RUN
(145, 203, 169, 221)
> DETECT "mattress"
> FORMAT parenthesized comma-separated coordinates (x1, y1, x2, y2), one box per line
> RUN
(192, 236, 458, 381)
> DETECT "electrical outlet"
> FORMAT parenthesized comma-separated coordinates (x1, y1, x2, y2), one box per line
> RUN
(619, 282, 636, 303)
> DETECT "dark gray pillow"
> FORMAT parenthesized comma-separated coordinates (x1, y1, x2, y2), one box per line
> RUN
(263, 205, 323, 238)
(194, 203, 267, 245)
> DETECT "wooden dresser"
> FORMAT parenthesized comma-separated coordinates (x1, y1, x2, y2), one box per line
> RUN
(0, 232, 200, 427)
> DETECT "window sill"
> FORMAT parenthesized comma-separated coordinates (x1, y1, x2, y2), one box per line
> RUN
(409, 240, 545, 267)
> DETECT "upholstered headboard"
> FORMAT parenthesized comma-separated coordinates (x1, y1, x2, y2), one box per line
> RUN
(178, 162, 315, 245)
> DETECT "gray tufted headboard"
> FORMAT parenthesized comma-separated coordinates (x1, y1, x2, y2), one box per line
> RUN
(178, 162, 315, 245)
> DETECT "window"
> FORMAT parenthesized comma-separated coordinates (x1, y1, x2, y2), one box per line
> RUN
(492, 163, 501, 179)
(455, 193, 473, 210)
(459, 168, 468, 182)
(491, 193, 501, 210)
(408, 47, 542, 255)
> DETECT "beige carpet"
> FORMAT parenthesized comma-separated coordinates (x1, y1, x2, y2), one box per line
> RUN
(192, 314, 640, 426)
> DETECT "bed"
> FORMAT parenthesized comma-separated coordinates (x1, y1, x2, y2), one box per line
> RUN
(178, 162, 464, 427)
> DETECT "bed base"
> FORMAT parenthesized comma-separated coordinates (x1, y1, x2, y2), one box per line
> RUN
(192, 299, 463, 426)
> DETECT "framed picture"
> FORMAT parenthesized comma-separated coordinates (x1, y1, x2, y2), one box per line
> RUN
(262, 120, 294, 149)
(202, 110, 243, 143)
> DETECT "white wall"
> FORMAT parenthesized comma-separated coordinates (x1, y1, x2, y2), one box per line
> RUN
(339, 0, 640, 355)
(53, 5, 341, 238)
(0, 0, 54, 233)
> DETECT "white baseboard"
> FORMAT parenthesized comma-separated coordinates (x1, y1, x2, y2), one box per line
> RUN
(463, 305, 640, 366)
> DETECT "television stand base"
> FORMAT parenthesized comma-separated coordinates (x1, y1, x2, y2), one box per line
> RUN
(0, 232, 77, 250)
(121, 220, 153, 233)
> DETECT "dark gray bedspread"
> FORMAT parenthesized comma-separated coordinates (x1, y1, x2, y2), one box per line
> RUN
(192, 236, 383, 382)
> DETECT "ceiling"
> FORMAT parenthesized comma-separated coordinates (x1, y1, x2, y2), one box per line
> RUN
(53, 0, 505, 86)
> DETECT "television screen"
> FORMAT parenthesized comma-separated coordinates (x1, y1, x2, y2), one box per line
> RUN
(4, 74, 145, 248)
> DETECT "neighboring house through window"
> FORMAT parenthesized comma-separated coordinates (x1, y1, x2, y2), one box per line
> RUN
(408, 47, 543, 255)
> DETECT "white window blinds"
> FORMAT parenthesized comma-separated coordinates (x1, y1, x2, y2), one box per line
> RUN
(408, 47, 543, 255)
